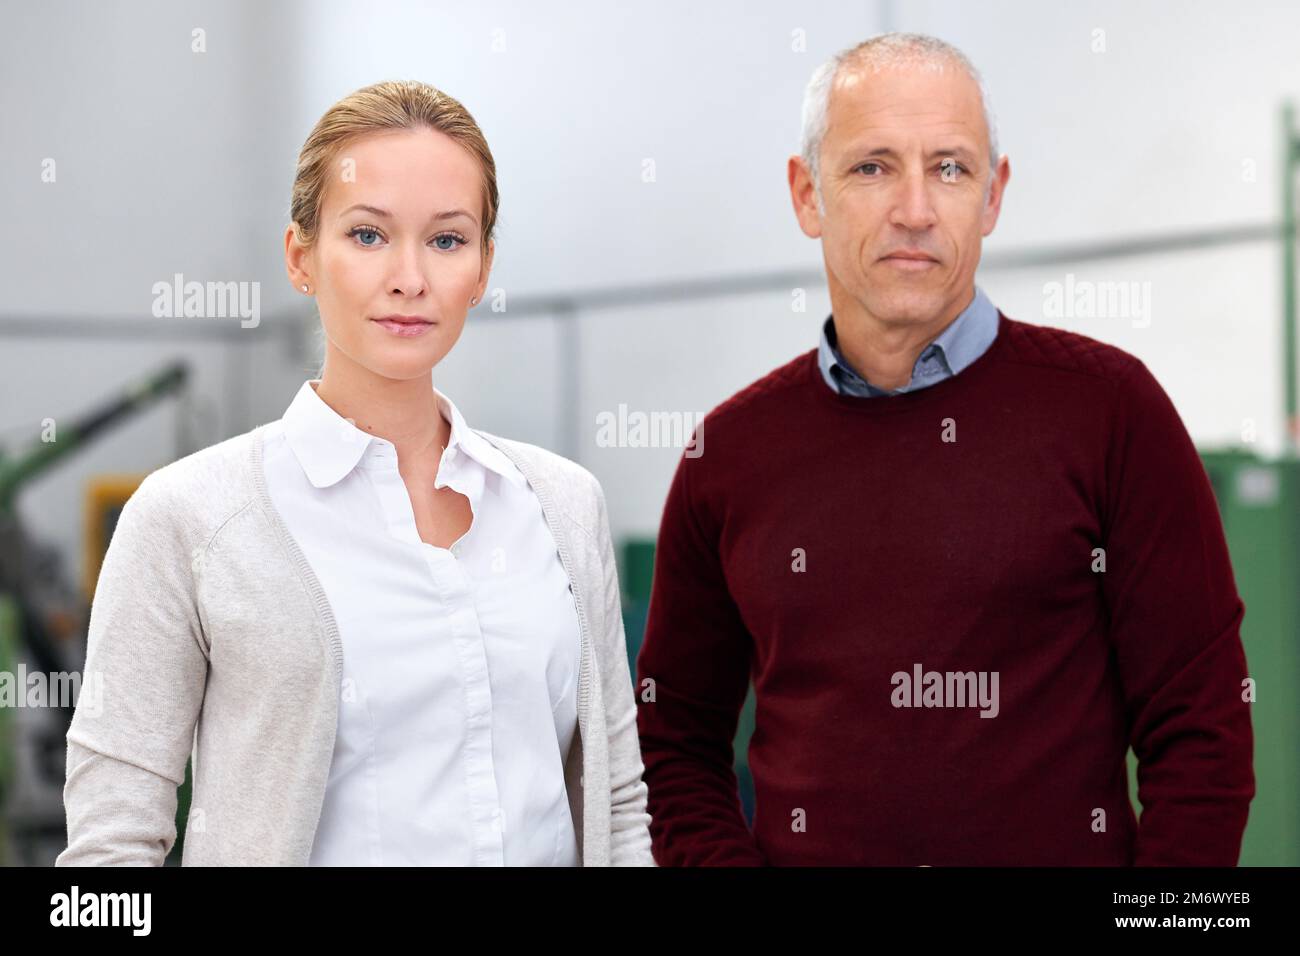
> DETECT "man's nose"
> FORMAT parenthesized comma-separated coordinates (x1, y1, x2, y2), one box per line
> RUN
(888, 171, 938, 232)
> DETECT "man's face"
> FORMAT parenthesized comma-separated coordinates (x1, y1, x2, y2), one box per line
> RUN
(793, 60, 1007, 328)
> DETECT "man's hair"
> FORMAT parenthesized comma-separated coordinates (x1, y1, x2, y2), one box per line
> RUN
(799, 33, 1000, 213)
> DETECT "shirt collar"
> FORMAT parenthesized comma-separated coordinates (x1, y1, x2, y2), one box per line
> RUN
(817, 285, 999, 396)
(281, 379, 527, 490)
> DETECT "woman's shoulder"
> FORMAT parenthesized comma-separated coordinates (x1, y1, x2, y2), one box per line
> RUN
(474, 429, 598, 493)
(473, 429, 607, 531)
(124, 426, 262, 534)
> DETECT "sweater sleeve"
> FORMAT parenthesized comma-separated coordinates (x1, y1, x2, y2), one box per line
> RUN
(636, 435, 767, 865)
(1101, 359, 1254, 866)
(56, 472, 209, 866)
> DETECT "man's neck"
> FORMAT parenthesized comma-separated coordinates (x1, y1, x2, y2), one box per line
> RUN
(830, 287, 976, 391)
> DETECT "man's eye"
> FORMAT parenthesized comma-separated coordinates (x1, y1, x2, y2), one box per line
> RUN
(939, 161, 967, 180)
(856, 162, 883, 175)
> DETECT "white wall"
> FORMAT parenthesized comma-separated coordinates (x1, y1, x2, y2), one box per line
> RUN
(2, 0, 1296, 575)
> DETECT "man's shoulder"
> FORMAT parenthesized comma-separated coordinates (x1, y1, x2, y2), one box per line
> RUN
(996, 314, 1144, 385)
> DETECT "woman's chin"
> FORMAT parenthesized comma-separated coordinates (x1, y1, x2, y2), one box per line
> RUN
(364, 345, 454, 381)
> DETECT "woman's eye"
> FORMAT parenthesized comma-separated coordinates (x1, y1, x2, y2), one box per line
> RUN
(433, 233, 467, 251)
(348, 226, 382, 246)
(347, 227, 466, 250)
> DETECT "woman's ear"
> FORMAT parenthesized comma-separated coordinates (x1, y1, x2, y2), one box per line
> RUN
(475, 237, 495, 304)
(285, 223, 313, 293)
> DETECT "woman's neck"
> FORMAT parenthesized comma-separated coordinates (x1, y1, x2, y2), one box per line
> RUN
(313, 358, 450, 465)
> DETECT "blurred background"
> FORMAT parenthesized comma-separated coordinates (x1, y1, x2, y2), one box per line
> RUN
(1, 0, 1296, 865)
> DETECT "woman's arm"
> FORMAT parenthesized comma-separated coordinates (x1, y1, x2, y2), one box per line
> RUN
(57, 472, 210, 866)
(591, 476, 656, 866)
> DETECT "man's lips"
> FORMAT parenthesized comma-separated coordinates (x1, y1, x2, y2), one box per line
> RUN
(880, 251, 939, 262)
(879, 251, 940, 270)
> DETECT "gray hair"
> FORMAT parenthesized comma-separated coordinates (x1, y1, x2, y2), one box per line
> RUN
(799, 33, 1000, 213)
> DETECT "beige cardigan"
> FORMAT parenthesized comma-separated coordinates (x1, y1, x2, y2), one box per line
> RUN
(56, 422, 655, 866)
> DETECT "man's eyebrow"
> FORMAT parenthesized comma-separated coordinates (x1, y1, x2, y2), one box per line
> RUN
(848, 145, 980, 163)
(929, 146, 979, 163)
(336, 203, 478, 224)
(855, 146, 902, 160)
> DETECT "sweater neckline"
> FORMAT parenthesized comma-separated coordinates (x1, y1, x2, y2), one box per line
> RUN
(810, 311, 1011, 415)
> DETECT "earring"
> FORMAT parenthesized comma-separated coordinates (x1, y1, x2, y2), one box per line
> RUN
(301, 284, 309, 293)
(470, 296, 478, 305)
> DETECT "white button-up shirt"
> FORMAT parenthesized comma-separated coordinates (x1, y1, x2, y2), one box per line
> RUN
(259, 379, 582, 865)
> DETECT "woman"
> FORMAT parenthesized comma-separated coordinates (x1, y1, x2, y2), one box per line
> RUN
(57, 80, 654, 866)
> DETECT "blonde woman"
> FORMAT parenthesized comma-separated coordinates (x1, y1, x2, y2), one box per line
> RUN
(57, 80, 654, 866)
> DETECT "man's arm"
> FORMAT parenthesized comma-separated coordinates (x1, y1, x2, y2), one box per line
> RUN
(636, 435, 766, 865)
(1101, 358, 1254, 865)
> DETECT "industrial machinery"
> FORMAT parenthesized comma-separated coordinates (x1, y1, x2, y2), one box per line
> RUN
(0, 362, 189, 864)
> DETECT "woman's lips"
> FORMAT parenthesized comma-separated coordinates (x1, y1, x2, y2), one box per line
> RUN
(372, 317, 434, 337)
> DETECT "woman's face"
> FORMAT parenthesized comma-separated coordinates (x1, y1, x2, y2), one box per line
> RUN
(287, 126, 493, 381)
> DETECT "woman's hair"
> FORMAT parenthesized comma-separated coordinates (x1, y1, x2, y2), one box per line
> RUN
(291, 80, 499, 377)
(289, 79, 500, 256)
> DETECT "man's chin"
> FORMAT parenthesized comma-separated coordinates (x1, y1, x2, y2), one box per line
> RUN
(861, 287, 949, 325)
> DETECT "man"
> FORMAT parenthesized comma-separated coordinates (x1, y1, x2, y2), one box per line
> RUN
(635, 33, 1253, 865)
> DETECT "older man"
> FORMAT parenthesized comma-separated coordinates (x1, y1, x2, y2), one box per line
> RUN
(635, 33, 1253, 865)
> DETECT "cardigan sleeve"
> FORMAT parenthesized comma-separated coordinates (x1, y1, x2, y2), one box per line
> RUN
(592, 475, 657, 866)
(56, 471, 210, 866)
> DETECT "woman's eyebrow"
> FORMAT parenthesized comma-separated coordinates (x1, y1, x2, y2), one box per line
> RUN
(337, 203, 477, 225)
(430, 208, 478, 225)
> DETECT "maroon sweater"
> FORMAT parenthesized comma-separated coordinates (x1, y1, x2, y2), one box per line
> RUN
(636, 313, 1254, 866)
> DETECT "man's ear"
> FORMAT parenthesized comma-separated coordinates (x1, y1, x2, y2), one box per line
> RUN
(788, 155, 823, 239)
(980, 155, 1011, 237)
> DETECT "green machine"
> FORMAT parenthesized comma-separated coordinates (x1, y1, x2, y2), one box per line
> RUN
(1200, 450, 1300, 865)
(0, 363, 190, 864)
